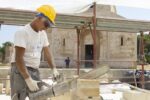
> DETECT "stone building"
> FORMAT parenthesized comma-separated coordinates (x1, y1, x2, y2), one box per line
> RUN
(4, 4, 137, 68)
(43, 4, 137, 68)
(4, 45, 13, 63)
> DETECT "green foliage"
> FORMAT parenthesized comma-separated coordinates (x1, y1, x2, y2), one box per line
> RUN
(0, 41, 12, 54)
(0, 46, 5, 54)
(138, 34, 150, 63)
(2, 41, 12, 47)
(0, 41, 13, 62)
(145, 55, 150, 64)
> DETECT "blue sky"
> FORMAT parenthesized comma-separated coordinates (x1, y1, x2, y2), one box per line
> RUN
(1, 6, 150, 46)
(0, 25, 22, 46)
(116, 6, 150, 21)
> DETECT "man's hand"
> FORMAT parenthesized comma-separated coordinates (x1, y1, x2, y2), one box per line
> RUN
(25, 77, 40, 92)
(52, 68, 60, 81)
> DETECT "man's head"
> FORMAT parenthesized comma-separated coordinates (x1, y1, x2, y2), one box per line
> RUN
(32, 5, 56, 31)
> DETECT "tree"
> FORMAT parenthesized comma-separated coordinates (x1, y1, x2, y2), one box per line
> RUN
(138, 34, 150, 63)
(0, 41, 13, 63)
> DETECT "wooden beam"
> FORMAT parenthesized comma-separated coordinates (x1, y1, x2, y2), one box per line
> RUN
(1, 8, 150, 32)
(97, 18, 150, 32)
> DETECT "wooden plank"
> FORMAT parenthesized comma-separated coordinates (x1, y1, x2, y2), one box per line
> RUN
(97, 18, 150, 32)
(1, 8, 150, 32)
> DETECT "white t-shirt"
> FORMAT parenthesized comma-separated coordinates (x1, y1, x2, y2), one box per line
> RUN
(11, 24, 49, 68)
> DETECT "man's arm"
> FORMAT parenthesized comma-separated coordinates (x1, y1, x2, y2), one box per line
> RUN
(15, 46, 40, 92)
(15, 46, 29, 79)
(43, 46, 56, 69)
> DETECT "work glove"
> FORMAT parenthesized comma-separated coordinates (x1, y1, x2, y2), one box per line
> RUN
(52, 67, 60, 81)
(25, 77, 40, 92)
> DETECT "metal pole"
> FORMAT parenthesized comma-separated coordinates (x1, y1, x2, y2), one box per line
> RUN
(140, 31, 145, 89)
(76, 27, 80, 75)
(93, 2, 97, 68)
(89, 22, 94, 39)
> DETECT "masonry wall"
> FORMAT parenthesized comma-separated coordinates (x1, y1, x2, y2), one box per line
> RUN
(99, 31, 137, 68)
(46, 28, 77, 68)
(46, 28, 137, 68)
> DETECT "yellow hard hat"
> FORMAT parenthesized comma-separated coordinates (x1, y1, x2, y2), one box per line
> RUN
(37, 5, 56, 24)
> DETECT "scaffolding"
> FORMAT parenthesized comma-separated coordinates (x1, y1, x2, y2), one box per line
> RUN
(0, 3, 150, 89)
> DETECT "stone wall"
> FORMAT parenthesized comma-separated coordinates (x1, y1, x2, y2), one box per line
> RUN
(4, 46, 13, 63)
(46, 28, 77, 67)
(46, 27, 137, 68)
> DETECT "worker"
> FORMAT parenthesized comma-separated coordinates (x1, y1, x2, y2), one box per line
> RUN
(10, 5, 60, 100)
(65, 57, 70, 68)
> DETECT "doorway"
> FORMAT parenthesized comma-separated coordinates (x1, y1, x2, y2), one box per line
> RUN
(85, 45, 93, 68)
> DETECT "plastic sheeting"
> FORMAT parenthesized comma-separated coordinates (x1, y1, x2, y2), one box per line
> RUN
(0, 0, 94, 14)
(0, 0, 150, 14)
